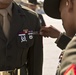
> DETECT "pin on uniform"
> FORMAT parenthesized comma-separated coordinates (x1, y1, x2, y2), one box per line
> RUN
(18, 29, 40, 42)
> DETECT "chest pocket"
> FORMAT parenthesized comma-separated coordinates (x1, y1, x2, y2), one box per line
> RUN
(17, 33, 34, 48)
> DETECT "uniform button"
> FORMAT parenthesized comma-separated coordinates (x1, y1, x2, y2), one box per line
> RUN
(7, 44, 12, 50)
(7, 56, 12, 61)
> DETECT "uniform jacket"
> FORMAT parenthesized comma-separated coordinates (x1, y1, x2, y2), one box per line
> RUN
(0, 2, 43, 74)
(38, 14, 46, 26)
(55, 33, 71, 50)
(56, 36, 76, 75)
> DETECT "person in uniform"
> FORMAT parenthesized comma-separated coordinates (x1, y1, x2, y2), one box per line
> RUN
(40, 25, 71, 49)
(40, 0, 76, 75)
(16, 0, 45, 75)
(0, 0, 43, 75)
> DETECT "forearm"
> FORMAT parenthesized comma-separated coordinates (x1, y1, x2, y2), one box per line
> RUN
(55, 33, 71, 49)
(58, 36, 76, 75)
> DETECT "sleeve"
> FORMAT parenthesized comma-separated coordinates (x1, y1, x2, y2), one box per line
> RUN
(57, 36, 76, 75)
(27, 16, 43, 75)
(38, 14, 46, 26)
(55, 33, 71, 50)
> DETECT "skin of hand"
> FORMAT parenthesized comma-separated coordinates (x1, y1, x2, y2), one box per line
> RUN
(40, 25, 61, 38)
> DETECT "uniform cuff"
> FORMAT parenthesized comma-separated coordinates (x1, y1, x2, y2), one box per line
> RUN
(55, 33, 71, 49)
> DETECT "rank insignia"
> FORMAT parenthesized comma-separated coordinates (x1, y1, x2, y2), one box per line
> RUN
(64, 64, 76, 75)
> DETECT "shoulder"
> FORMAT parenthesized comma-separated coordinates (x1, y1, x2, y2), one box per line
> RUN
(21, 5, 39, 18)
(13, 2, 39, 19)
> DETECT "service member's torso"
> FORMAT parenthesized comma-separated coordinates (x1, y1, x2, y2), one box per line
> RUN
(0, 2, 41, 71)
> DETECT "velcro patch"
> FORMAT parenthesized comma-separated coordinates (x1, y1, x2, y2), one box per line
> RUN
(64, 64, 76, 75)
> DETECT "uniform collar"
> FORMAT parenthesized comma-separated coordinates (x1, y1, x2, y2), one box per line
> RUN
(0, 2, 12, 17)
(6, 3, 12, 17)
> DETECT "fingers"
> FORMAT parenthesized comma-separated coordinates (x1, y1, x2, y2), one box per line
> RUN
(40, 26, 53, 37)
(40, 26, 48, 35)
(40, 25, 61, 38)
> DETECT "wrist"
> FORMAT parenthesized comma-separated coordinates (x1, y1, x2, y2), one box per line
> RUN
(55, 32, 71, 49)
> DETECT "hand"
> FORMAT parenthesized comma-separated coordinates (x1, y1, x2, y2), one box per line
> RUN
(40, 25, 61, 38)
